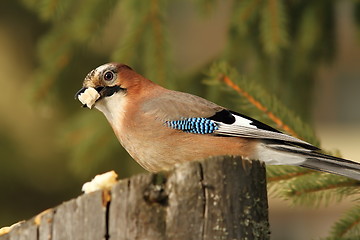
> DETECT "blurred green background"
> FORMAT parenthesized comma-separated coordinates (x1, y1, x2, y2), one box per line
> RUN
(0, 0, 360, 239)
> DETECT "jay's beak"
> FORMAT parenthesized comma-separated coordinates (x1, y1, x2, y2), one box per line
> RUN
(75, 86, 104, 108)
(75, 86, 122, 100)
(74, 87, 88, 108)
(74, 87, 87, 100)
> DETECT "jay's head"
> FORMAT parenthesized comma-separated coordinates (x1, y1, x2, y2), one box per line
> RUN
(75, 63, 141, 109)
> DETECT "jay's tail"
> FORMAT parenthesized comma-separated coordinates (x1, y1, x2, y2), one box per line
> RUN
(258, 143, 360, 181)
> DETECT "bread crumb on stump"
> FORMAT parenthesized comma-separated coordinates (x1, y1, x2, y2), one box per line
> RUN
(82, 170, 118, 194)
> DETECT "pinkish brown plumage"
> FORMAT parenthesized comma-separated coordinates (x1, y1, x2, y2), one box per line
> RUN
(75, 63, 360, 180)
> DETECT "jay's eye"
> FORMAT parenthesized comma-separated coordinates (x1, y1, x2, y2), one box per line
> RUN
(103, 71, 114, 81)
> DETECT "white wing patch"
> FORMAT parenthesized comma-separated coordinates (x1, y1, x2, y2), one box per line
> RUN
(212, 111, 315, 149)
(233, 115, 257, 129)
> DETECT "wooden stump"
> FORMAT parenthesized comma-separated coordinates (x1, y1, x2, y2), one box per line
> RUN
(0, 156, 270, 240)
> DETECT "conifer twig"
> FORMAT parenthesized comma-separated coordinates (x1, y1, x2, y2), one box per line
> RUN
(267, 170, 313, 182)
(288, 181, 358, 196)
(329, 204, 360, 238)
(221, 74, 299, 138)
(338, 215, 360, 238)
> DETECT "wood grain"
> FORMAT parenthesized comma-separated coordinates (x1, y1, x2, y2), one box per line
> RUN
(0, 156, 269, 240)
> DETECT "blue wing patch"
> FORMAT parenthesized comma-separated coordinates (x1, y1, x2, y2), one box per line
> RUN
(165, 118, 219, 134)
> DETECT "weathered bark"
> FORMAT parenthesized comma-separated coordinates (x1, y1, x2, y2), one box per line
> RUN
(0, 156, 270, 240)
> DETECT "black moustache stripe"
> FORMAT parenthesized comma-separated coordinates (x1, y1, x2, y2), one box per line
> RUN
(100, 85, 125, 97)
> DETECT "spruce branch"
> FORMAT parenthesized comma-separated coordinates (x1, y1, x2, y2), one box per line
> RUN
(329, 204, 360, 239)
(206, 62, 360, 209)
(29, 0, 118, 102)
(268, 167, 360, 207)
(206, 61, 318, 145)
(221, 74, 299, 138)
(38, 0, 60, 21)
(145, 0, 168, 85)
(266, 165, 313, 182)
(68, 0, 118, 43)
(235, 0, 260, 23)
(284, 176, 359, 207)
(112, 0, 171, 86)
(260, 0, 289, 56)
(31, 26, 73, 101)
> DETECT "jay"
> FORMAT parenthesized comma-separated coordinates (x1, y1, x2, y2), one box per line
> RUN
(75, 63, 360, 180)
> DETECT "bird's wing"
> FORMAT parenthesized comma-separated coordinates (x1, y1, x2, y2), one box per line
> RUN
(142, 90, 317, 150)
(210, 109, 317, 150)
(141, 90, 223, 120)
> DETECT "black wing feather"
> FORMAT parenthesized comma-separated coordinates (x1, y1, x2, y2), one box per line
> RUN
(208, 109, 319, 151)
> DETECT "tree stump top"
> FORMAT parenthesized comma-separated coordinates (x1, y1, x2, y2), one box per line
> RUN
(0, 156, 270, 240)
